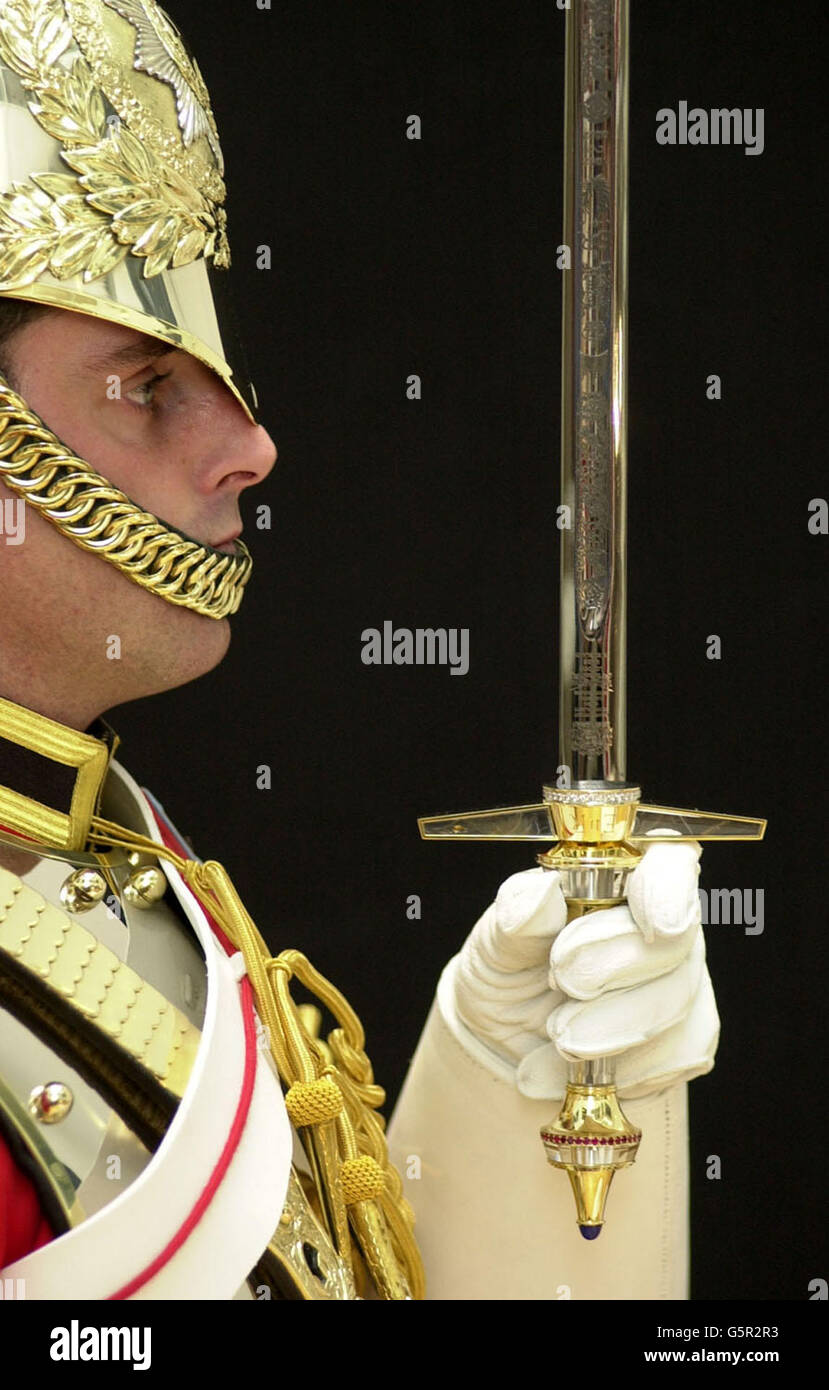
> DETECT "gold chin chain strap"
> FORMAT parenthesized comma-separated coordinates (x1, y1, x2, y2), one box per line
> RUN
(0, 378, 252, 621)
(90, 816, 425, 1301)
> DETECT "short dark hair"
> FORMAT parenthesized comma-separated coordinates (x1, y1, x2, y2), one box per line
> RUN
(0, 298, 54, 387)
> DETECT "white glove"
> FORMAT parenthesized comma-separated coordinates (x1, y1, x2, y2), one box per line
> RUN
(451, 841, 719, 1101)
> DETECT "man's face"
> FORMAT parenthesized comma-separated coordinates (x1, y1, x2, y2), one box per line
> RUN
(0, 307, 277, 726)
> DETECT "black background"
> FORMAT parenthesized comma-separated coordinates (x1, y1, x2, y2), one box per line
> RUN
(109, 0, 825, 1301)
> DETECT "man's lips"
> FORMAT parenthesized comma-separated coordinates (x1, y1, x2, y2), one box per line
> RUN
(211, 531, 242, 553)
(151, 508, 244, 555)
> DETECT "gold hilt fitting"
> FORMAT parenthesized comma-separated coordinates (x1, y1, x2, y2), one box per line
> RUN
(540, 1079, 641, 1238)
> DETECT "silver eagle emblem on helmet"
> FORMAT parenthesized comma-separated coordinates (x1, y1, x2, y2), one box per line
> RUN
(105, 0, 224, 170)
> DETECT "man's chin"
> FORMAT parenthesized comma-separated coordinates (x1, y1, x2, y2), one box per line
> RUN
(125, 603, 233, 702)
(174, 609, 232, 678)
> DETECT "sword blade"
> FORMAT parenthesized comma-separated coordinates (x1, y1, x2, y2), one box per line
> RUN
(560, 0, 629, 786)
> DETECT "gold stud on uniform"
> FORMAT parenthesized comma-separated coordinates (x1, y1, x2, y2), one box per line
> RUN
(28, 1082, 73, 1124)
(123, 865, 167, 909)
(59, 867, 107, 913)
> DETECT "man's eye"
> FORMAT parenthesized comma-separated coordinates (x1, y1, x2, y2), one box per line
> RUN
(124, 371, 169, 408)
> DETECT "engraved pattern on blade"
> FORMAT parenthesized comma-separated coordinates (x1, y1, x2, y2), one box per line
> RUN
(574, 0, 613, 640)
(571, 649, 613, 756)
(562, 0, 627, 775)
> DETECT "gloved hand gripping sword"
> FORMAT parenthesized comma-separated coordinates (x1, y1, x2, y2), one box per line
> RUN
(418, 0, 765, 1239)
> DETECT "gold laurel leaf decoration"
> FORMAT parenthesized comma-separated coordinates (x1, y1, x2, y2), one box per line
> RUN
(39, 13, 72, 70)
(132, 212, 173, 255)
(172, 226, 203, 267)
(30, 171, 85, 200)
(112, 197, 168, 231)
(0, 171, 125, 290)
(82, 236, 130, 281)
(0, 0, 223, 287)
(49, 226, 108, 278)
(28, 79, 102, 146)
(0, 242, 52, 288)
(2, 184, 53, 229)
(142, 222, 179, 279)
(117, 123, 154, 180)
(213, 207, 229, 269)
(0, 4, 42, 85)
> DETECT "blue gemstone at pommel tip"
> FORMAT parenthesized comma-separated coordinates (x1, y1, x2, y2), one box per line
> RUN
(579, 1225, 601, 1240)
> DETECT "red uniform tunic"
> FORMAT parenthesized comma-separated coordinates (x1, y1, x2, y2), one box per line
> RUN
(0, 1134, 52, 1267)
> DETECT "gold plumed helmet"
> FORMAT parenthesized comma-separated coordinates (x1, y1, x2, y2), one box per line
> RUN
(0, 0, 256, 618)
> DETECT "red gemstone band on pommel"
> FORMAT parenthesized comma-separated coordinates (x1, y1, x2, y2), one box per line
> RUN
(540, 1132, 642, 1145)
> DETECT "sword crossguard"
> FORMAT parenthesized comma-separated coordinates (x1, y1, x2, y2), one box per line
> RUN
(418, 789, 767, 850)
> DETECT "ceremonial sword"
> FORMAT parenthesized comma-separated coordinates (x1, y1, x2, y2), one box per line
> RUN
(418, 0, 765, 1239)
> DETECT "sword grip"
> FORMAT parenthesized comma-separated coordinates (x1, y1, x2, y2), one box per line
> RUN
(539, 889, 642, 1238)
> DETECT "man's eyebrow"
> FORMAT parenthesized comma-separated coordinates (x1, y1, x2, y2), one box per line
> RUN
(78, 337, 179, 376)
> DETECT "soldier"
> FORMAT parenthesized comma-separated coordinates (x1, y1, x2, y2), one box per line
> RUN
(0, 1, 716, 1299)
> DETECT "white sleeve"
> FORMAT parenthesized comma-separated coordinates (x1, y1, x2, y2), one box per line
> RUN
(386, 958, 690, 1301)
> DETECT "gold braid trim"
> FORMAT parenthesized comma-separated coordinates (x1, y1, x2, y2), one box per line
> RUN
(0, 376, 252, 620)
(89, 816, 426, 1301)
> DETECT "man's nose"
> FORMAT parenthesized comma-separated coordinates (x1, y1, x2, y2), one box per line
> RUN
(199, 384, 278, 495)
(216, 423, 277, 494)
